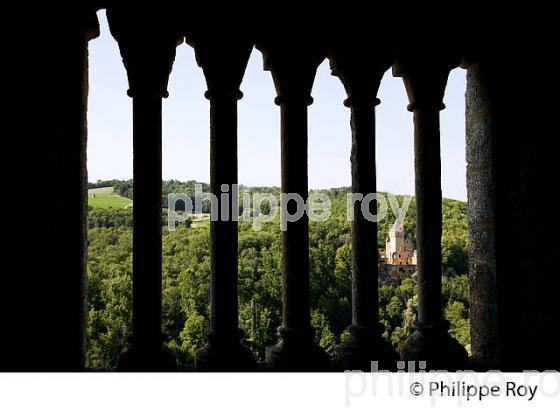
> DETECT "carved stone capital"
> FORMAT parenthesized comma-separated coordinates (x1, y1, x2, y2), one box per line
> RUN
(107, 7, 181, 98)
(329, 46, 392, 107)
(186, 32, 253, 100)
(393, 51, 461, 112)
(256, 41, 326, 106)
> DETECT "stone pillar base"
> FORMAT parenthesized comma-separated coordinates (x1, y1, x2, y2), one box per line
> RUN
(195, 333, 256, 371)
(266, 327, 331, 371)
(117, 344, 176, 371)
(404, 320, 469, 371)
(336, 325, 400, 371)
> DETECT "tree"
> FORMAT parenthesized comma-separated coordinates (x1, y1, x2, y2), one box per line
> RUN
(85, 184, 471, 368)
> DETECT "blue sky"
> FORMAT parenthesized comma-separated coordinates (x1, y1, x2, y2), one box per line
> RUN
(88, 11, 467, 201)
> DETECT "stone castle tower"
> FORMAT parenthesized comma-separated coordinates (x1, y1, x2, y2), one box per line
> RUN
(384, 223, 417, 265)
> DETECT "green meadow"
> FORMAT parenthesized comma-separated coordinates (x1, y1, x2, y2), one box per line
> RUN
(88, 187, 132, 209)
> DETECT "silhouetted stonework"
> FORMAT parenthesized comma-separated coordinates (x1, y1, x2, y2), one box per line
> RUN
(465, 63, 499, 370)
(3, 3, 558, 372)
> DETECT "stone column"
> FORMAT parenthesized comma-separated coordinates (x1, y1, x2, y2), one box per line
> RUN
(465, 62, 499, 370)
(187, 34, 255, 370)
(394, 55, 468, 370)
(257, 42, 330, 371)
(45, 7, 99, 371)
(6, 3, 99, 371)
(108, 8, 179, 370)
(329, 49, 399, 371)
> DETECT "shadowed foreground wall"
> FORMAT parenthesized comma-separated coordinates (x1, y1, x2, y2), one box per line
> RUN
(1, 5, 558, 371)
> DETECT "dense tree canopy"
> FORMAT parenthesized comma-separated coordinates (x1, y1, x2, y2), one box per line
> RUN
(85, 183, 470, 369)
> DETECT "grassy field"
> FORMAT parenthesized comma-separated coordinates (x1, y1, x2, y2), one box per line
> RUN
(189, 214, 210, 228)
(191, 218, 210, 228)
(88, 187, 132, 209)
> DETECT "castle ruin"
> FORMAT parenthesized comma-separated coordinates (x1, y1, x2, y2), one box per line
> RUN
(379, 223, 417, 283)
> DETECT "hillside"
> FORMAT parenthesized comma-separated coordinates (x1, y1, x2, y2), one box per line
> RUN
(85, 179, 470, 369)
(88, 187, 132, 209)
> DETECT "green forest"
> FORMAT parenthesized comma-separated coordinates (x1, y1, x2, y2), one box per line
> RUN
(85, 181, 470, 369)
